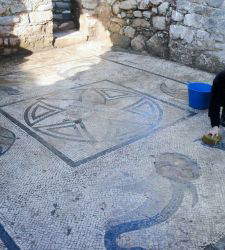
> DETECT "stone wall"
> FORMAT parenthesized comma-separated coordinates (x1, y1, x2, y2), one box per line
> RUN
(1, 0, 225, 73)
(170, 0, 225, 72)
(92, 0, 225, 73)
(0, 0, 53, 55)
(80, 0, 112, 42)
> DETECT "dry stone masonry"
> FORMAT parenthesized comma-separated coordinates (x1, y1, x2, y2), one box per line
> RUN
(97, 0, 225, 72)
(1, 0, 225, 72)
(0, 0, 53, 55)
(84, 0, 225, 73)
(170, 0, 225, 72)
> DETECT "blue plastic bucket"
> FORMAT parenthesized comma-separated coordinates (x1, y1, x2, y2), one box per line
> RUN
(187, 82, 212, 110)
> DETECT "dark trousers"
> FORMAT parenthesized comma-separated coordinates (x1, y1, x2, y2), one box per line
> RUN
(208, 71, 225, 127)
(221, 108, 225, 127)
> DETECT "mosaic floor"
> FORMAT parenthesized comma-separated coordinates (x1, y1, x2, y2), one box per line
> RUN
(0, 43, 225, 250)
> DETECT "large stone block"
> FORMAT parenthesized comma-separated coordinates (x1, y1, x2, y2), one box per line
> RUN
(192, 5, 213, 16)
(150, 0, 163, 5)
(170, 24, 195, 43)
(110, 33, 131, 48)
(13, 21, 52, 37)
(20, 0, 52, 12)
(196, 30, 210, 41)
(211, 8, 225, 21)
(142, 27, 155, 38)
(37, 3, 53, 11)
(29, 10, 53, 24)
(146, 31, 169, 58)
(134, 11, 142, 17)
(206, 0, 224, 8)
(131, 34, 146, 50)
(110, 17, 125, 25)
(176, 0, 208, 14)
(10, 3, 27, 14)
(171, 11, 184, 22)
(120, 12, 126, 18)
(20, 35, 53, 50)
(143, 11, 152, 19)
(152, 16, 166, 30)
(158, 2, 169, 15)
(106, 0, 117, 5)
(170, 24, 187, 39)
(183, 13, 203, 29)
(138, 0, 150, 10)
(109, 17, 125, 33)
(132, 18, 150, 28)
(19, 13, 30, 25)
(119, 0, 137, 10)
(112, 2, 120, 15)
(123, 26, 136, 38)
(82, 0, 98, 10)
(109, 22, 122, 33)
(176, 0, 192, 12)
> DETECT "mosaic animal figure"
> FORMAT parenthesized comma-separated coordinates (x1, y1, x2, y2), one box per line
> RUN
(104, 153, 200, 250)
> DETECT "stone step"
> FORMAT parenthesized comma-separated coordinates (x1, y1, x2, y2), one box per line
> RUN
(53, 13, 73, 22)
(53, 30, 88, 48)
(54, 21, 76, 32)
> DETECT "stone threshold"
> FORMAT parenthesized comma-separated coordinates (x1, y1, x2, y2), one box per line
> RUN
(53, 30, 88, 48)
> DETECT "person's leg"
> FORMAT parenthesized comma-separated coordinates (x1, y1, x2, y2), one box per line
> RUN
(202, 71, 225, 144)
(221, 106, 225, 128)
(208, 72, 223, 136)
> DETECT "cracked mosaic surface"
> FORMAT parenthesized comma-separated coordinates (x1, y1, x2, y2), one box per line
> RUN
(0, 45, 224, 249)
